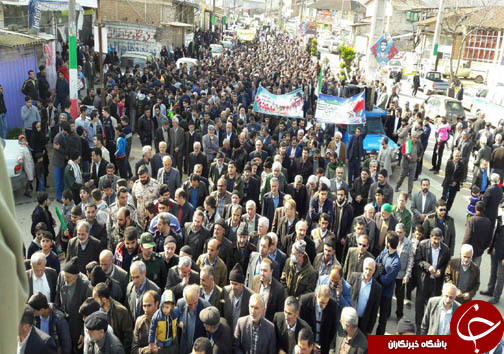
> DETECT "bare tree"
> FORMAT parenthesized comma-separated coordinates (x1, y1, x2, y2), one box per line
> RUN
(440, 0, 499, 83)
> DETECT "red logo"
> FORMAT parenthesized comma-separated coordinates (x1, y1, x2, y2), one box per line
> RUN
(450, 300, 504, 353)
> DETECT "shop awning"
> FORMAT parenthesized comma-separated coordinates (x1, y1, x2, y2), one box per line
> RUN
(162, 21, 194, 27)
(3, 0, 97, 8)
(0, 29, 47, 47)
(174, 0, 200, 9)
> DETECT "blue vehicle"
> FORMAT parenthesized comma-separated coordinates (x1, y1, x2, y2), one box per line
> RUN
(341, 107, 399, 153)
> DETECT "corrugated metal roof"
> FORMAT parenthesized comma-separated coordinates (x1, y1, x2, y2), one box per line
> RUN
(465, 6, 504, 29)
(308, 0, 366, 12)
(0, 30, 46, 48)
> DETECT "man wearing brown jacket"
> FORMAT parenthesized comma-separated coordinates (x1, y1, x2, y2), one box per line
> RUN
(445, 244, 480, 304)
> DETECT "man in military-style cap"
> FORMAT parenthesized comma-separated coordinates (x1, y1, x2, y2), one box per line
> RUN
(133, 232, 168, 289)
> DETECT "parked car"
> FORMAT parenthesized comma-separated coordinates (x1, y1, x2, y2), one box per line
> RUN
(471, 85, 504, 128)
(462, 86, 484, 111)
(329, 40, 341, 54)
(2, 138, 25, 192)
(119, 51, 153, 74)
(221, 40, 233, 49)
(409, 71, 449, 95)
(210, 44, 224, 58)
(424, 95, 465, 125)
(176, 58, 199, 70)
(386, 60, 403, 79)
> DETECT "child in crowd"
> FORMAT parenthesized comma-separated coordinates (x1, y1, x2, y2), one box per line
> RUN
(40, 232, 61, 271)
(61, 190, 75, 217)
(467, 185, 481, 219)
(27, 222, 48, 259)
(34, 152, 45, 192)
(149, 289, 182, 354)
(18, 134, 35, 197)
(78, 186, 91, 214)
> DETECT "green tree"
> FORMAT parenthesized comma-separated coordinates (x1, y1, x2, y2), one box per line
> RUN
(338, 44, 356, 81)
(310, 38, 318, 57)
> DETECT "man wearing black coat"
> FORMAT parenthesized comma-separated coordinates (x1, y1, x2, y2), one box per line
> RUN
(199, 306, 233, 354)
(137, 107, 158, 146)
(37, 65, 51, 103)
(273, 297, 311, 354)
(298, 287, 338, 354)
(414, 229, 451, 333)
(89, 148, 108, 189)
(240, 167, 261, 209)
(483, 173, 504, 233)
(463, 201, 492, 266)
(155, 119, 171, 153)
(31, 195, 56, 238)
(187, 142, 208, 178)
(262, 189, 285, 226)
(441, 150, 464, 212)
(65, 221, 102, 274)
(18, 307, 57, 354)
(165, 256, 200, 300)
(286, 178, 310, 219)
(333, 187, 354, 260)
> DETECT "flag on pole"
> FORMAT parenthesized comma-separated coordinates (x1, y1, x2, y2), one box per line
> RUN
(402, 140, 412, 155)
(315, 64, 323, 97)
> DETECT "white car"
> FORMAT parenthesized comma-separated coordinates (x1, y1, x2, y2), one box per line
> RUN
(424, 95, 465, 125)
(210, 44, 224, 58)
(176, 58, 199, 70)
(1, 139, 25, 192)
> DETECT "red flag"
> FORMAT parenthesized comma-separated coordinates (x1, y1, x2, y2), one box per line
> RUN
(353, 99, 365, 114)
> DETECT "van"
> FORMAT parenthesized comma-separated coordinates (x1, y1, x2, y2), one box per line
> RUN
(119, 51, 153, 72)
(471, 85, 504, 127)
(176, 58, 199, 70)
(424, 95, 465, 125)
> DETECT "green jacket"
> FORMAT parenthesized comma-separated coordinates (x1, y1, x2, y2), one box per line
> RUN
(132, 253, 167, 289)
(280, 253, 318, 298)
(325, 162, 344, 180)
(63, 163, 82, 203)
(392, 205, 412, 237)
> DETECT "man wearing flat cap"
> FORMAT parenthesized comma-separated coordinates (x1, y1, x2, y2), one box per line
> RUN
(83, 311, 125, 353)
(199, 306, 233, 354)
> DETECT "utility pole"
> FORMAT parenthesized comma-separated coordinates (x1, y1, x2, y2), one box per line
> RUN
(97, 0, 105, 106)
(212, 0, 216, 32)
(68, 0, 78, 118)
(431, 0, 444, 70)
(366, 0, 379, 77)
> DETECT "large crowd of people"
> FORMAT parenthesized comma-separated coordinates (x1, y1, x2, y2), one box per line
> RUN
(9, 28, 504, 354)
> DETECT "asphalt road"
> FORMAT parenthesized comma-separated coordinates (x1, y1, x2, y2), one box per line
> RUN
(12, 85, 502, 336)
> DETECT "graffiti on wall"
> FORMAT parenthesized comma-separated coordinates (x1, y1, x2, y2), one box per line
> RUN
(106, 22, 161, 56)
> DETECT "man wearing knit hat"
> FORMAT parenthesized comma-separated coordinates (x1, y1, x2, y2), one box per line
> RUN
(83, 311, 125, 353)
(55, 256, 92, 349)
(199, 306, 233, 354)
(280, 240, 317, 297)
(224, 263, 254, 329)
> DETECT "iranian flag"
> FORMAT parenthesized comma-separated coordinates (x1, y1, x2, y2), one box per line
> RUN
(402, 140, 412, 155)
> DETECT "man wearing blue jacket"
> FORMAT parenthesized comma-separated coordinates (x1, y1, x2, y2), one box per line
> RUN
(375, 231, 401, 335)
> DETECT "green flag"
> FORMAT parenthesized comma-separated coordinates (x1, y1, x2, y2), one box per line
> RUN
(316, 64, 323, 96)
